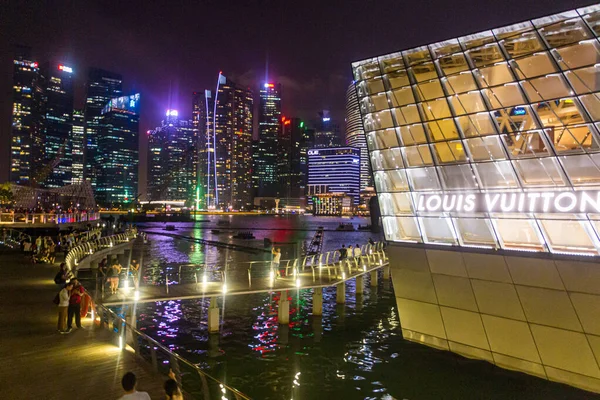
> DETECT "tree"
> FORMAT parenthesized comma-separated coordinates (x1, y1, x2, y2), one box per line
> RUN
(0, 183, 14, 205)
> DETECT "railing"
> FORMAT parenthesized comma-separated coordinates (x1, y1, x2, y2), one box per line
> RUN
(0, 228, 32, 248)
(65, 228, 138, 272)
(0, 211, 100, 225)
(95, 304, 251, 399)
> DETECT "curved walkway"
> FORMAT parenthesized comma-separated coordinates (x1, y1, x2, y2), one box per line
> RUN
(0, 250, 167, 399)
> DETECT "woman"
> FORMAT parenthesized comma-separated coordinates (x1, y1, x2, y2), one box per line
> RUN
(130, 259, 140, 287)
(164, 370, 183, 400)
(106, 263, 122, 295)
(57, 281, 73, 333)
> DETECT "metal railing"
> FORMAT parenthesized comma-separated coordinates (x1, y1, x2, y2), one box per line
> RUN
(65, 228, 138, 271)
(0, 211, 100, 225)
(95, 304, 251, 399)
(0, 228, 32, 248)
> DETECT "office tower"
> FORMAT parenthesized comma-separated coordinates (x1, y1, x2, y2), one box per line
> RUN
(202, 74, 254, 210)
(313, 110, 341, 148)
(147, 110, 196, 202)
(94, 93, 140, 205)
(279, 117, 310, 199)
(10, 47, 45, 185)
(71, 110, 85, 183)
(255, 82, 281, 197)
(42, 63, 74, 187)
(84, 68, 123, 184)
(192, 91, 207, 209)
(307, 147, 360, 205)
(352, 4, 600, 391)
(345, 83, 372, 190)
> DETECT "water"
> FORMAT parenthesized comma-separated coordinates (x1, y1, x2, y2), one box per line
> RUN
(115, 215, 599, 399)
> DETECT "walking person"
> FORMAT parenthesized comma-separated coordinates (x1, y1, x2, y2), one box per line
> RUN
(107, 262, 122, 294)
(66, 279, 84, 332)
(271, 247, 281, 278)
(130, 259, 140, 288)
(57, 282, 73, 333)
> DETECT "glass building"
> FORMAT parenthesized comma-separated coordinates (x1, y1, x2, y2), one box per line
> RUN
(345, 83, 372, 191)
(352, 5, 600, 393)
(307, 147, 360, 205)
(71, 109, 85, 183)
(255, 83, 281, 197)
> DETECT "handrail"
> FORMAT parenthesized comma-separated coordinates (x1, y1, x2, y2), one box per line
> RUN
(0, 228, 32, 248)
(65, 228, 138, 272)
(95, 304, 251, 399)
(0, 211, 100, 225)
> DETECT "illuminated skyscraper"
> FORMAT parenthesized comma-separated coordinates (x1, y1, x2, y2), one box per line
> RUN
(71, 110, 85, 183)
(307, 147, 360, 205)
(84, 68, 122, 185)
(278, 117, 310, 199)
(148, 110, 196, 202)
(192, 91, 207, 208)
(255, 83, 281, 197)
(10, 47, 44, 185)
(345, 83, 372, 190)
(314, 110, 341, 148)
(94, 93, 140, 206)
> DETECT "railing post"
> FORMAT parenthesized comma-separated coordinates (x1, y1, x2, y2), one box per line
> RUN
(150, 343, 158, 372)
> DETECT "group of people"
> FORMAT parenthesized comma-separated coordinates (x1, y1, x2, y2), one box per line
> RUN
(99, 257, 141, 294)
(338, 243, 363, 260)
(117, 370, 182, 400)
(26, 235, 57, 264)
(54, 272, 86, 334)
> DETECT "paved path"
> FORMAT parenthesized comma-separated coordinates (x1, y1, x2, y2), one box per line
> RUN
(0, 250, 167, 399)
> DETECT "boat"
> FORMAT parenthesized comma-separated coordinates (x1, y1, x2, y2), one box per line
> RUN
(358, 224, 372, 231)
(336, 223, 355, 231)
(233, 231, 255, 239)
(165, 224, 176, 231)
(211, 229, 221, 234)
(217, 220, 230, 226)
(306, 227, 324, 255)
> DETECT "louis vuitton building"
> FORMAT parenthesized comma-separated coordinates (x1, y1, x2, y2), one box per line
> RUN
(353, 5, 600, 392)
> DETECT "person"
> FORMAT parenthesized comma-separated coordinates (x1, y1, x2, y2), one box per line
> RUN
(54, 263, 71, 285)
(66, 278, 84, 332)
(164, 369, 183, 400)
(271, 247, 281, 278)
(57, 281, 73, 333)
(118, 372, 151, 400)
(339, 244, 347, 260)
(130, 259, 140, 287)
(107, 262, 122, 294)
(354, 244, 362, 258)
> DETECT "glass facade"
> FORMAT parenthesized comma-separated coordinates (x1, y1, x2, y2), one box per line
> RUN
(352, 5, 600, 256)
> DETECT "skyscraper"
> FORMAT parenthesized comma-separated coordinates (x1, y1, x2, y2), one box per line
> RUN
(192, 91, 207, 208)
(313, 110, 341, 148)
(307, 147, 360, 205)
(10, 47, 44, 185)
(147, 110, 196, 202)
(255, 83, 281, 197)
(42, 63, 74, 187)
(345, 83, 372, 190)
(84, 68, 123, 185)
(278, 117, 310, 199)
(71, 109, 85, 183)
(94, 93, 140, 206)
(230, 86, 254, 210)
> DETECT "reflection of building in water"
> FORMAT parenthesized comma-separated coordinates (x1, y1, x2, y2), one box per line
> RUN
(353, 5, 600, 393)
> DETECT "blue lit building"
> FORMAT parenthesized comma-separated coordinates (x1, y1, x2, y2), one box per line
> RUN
(307, 147, 360, 205)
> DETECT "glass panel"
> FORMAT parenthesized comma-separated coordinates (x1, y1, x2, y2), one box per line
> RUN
(370, 151, 384, 171)
(512, 52, 557, 79)
(389, 87, 415, 107)
(453, 218, 497, 246)
(456, 113, 498, 137)
(494, 22, 534, 40)
(379, 53, 405, 74)
(361, 93, 389, 112)
(467, 43, 505, 67)
(565, 66, 600, 94)
(503, 130, 551, 158)
(421, 217, 457, 244)
(539, 219, 598, 254)
(393, 105, 421, 125)
(459, 31, 495, 49)
(549, 124, 599, 153)
(367, 128, 400, 150)
(560, 154, 600, 185)
(580, 93, 600, 120)
(512, 158, 566, 187)
(371, 148, 403, 170)
(493, 219, 544, 251)
(398, 124, 428, 145)
(535, 98, 587, 127)
(431, 141, 467, 164)
(353, 59, 380, 81)
(416, 80, 445, 101)
(538, 18, 592, 48)
(438, 164, 479, 189)
(374, 170, 410, 192)
(430, 39, 462, 58)
(494, 107, 539, 133)
(443, 72, 477, 94)
(382, 216, 422, 242)
(554, 41, 600, 70)
(474, 161, 519, 188)
(356, 78, 385, 97)
(411, 62, 438, 82)
(386, 70, 411, 89)
(483, 84, 526, 109)
(465, 136, 507, 161)
(406, 167, 441, 191)
(379, 192, 413, 215)
(520, 74, 572, 101)
(502, 31, 544, 58)
(402, 145, 433, 166)
(450, 92, 487, 115)
(426, 118, 459, 141)
(404, 46, 431, 66)
(422, 98, 452, 120)
(583, 10, 600, 37)
(364, 110, 394, 131)
(475, 63, 514, 87)
(439, 53, 470, 75)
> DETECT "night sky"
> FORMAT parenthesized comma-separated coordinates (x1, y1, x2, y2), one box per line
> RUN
(0, 0, 593, 191)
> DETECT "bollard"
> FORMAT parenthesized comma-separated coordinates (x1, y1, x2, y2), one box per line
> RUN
(279, 291, 290, 324)
(336, 281, 346, 304)
(370, 270, 378, 287)
(208, 297, 220, 333)
(312, 287, 323, 316)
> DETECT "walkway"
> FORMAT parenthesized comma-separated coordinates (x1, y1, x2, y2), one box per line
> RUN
(0, 250, 167, 399)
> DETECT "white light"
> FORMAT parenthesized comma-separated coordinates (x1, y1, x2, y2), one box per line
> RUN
(363, 265, 367, 271)
(296, 278, 301, 288)
(134, 290, 140, 301)
(222, 284, 227, 293)
(166, 109, 178, 117)
(124, 280, 129, 289)
(203, 274, 208, 285)
(342, 272, 346, 279)
(118, 335, 123, 350)
(269, 270, 274, 280)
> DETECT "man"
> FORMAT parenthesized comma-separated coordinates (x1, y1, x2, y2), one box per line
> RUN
(58, 281, 73, 333)
(271, 247, 281, 278)
(339, 244, 347, 260)
(118, 372, 151, 400)
(66, 278, 84, 332)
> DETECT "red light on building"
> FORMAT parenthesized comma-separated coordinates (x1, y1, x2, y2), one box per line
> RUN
(284, 120, 291, 126)
(58, 64, 73, 73)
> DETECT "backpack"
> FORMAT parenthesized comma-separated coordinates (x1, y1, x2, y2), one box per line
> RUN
(53, 292, 60, 305)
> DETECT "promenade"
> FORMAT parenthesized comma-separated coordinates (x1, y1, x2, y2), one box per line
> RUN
(0, 250, 166, 399)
